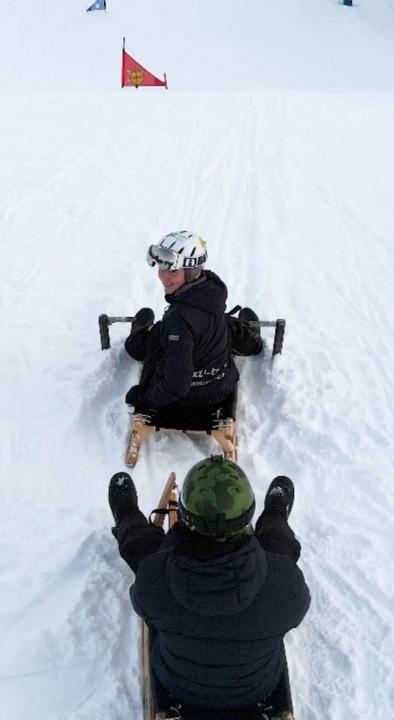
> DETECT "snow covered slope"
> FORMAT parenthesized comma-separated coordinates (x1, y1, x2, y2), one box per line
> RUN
(2, 0, 394, 93)
(0, 2, 393, 719)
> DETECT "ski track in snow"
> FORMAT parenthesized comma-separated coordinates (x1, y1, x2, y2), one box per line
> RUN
(1, 2, 394, 719)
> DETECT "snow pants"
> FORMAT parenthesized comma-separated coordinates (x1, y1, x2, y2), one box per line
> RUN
(114, 506, 301, 575)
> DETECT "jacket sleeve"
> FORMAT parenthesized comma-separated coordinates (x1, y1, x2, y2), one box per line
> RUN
(143, 313, 194, 408)
(131, 555, 164, 619)
(264, 554, 311, 635)
(288, 565, 311, 628)
(280, 561, 311, 631)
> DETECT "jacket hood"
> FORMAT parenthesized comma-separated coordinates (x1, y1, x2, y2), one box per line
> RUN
(165, 536, 267, 616)
(165, 270, 227, 317)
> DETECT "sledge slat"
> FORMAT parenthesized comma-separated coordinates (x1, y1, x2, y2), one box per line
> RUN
(152, 472, 177, 528)
(142, 622, 154, 720)
(143, 477, 179, 720)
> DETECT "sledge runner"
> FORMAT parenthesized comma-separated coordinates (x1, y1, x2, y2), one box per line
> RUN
(124, 231, 263, 415)
(109, 457, 310, 719)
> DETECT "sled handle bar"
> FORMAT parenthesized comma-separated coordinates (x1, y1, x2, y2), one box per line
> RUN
(98, 314, 135, 349)
(98, 314, 285, 356)
(149, 472, 178, 530)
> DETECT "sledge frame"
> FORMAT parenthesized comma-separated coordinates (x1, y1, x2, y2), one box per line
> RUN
(142, 476, 295, 720)
(97, 312, 285, 467)
(126, 414, 237, 468)
(126, 390, 238, 468)
(143, 474, 178, 720)
(98, 313, 286, 357)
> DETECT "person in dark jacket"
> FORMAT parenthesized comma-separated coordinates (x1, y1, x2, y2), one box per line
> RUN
(124, 230, 262, 412)
(108, 457, 310, 712)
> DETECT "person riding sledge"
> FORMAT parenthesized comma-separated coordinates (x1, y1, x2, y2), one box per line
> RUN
(124, 230, 262, 414)
(108, 457, 310, 715)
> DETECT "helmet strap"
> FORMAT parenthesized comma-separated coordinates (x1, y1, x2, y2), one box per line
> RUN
(185, 267, 204, 283)
(179, 500, 256, 540)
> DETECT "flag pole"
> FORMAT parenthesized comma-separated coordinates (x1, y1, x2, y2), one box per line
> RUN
(164, 73, 168, 89)
(121, 36, 125, 87)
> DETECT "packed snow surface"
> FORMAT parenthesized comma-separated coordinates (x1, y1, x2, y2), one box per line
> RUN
(1, 1, 393, 719)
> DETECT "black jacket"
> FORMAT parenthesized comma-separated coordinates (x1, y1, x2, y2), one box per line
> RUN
(143, 271, 239, 409)
(131, 529, 310, 709)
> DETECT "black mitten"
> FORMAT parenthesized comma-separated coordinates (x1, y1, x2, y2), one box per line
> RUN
(125, 384, 143, 406)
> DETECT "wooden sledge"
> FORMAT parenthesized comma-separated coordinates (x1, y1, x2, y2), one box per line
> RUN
(142, 475, 295, 720)
(126, 389, 238, 468)
(98, 310, 285, 468)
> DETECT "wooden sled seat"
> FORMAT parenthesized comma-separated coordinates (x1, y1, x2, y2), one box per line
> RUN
(126, 389, 238, 467)
(142, 388, 237, 431)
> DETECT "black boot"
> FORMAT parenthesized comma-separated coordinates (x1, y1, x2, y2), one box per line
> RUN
(131, 308, 155, 335)
(108, 472, 138, 526)
(263, 476, 294, 520)
(238, 307, 263, 354)
(255, 476, 300, 560)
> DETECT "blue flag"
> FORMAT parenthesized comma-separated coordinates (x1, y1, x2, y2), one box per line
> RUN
(87, 0, 106, 11)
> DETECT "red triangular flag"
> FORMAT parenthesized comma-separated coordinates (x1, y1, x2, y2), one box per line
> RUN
(121, 39, 167, 88)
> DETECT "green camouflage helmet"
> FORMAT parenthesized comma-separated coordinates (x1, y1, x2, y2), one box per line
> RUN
(178, 456, 255, 540)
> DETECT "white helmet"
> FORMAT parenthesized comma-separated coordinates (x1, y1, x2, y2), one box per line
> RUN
(147, 230, 208, 281)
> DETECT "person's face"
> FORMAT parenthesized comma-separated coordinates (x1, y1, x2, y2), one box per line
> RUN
(158, 268, 186, 294)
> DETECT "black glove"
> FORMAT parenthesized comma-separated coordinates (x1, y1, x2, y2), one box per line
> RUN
(125, 384, 143, 406)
